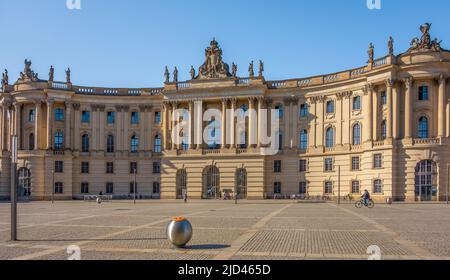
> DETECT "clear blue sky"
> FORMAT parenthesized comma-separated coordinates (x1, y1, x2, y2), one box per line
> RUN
(1, 0, 449, 88)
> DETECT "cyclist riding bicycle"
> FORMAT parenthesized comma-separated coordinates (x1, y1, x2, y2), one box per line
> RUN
(361, 189, 371, 206)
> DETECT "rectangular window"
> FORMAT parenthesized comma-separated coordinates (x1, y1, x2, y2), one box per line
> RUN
(29, 109, 35, 122)
(153, 182, 160, 194)
(299, 182, 307, 194)
(418, 86, 429, 101)
(351, 181, 360, 194)
(373, 154, 383, 169)
(274, 182, 282, 194)
(131, 111, 139, 125)
(299, 104, 309, 117)
(130, 162, 138, 174)
(299, 159, 307, 172)
(54, 108, 64, 122)
(81, 111, 90, 123)
(54, 182, 63, 194)
(374, 180, 383, 194)
(130, 182, 138, 194)
(81, 162, 89, 174)
(353, 96, 361, 110)
(55, 161, 64, 173)
(106, 182, 114, 194)
(324, 181, 333, 194)
(351, 156, 360, 171)
(81, 182, 89, 194)
(324, 158, 334, 172)
(326, 100, 335, 114)
(106, 162, 114, 174)
(153, 162, 161, 174)
(107, 111, 115, 125)
(155, 111, 161, 124)
(274, 160, 282, 173)
(381, 91, 387, 105)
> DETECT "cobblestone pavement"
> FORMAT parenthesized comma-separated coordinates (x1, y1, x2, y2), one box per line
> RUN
(0, 200, 449, 260)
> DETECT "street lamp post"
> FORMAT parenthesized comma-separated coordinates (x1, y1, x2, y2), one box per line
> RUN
(133, 168, 137, 204)
(11, 135, 18, 241)
(51, 169, 55, 204)
(338, 165, 341, 205)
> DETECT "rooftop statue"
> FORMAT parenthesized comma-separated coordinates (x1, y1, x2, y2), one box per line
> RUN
(66, 67, 71, 84)
(231, 63, 237, 78)
(367, 43, 374, 63)
(19, 59, 39, 82)
(164, 66, 170, 83)
(1, 69, 8, 87)
(258, 60, 264, 78)
(388, 36, 394, 55)
(249, 61, 254, 78)
(49, 65, 54, 82)
(173, 67, 178, 83)
(197, 38, 231, 79)
(409, 23, 443, 52)
(190, 65, 196, 80)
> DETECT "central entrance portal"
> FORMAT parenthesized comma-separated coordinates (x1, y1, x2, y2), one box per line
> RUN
(203, 166, 220, 199)
(414, 160, 437, 201)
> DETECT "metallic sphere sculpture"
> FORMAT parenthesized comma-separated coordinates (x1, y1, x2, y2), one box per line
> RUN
(96, 197, 102, 204)
(167, 217, 193, 248)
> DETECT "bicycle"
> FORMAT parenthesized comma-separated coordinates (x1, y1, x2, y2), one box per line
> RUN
(355, 198, 375, 208)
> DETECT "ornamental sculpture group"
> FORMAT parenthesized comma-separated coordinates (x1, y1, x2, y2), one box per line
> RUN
(164, 38, 264, 83)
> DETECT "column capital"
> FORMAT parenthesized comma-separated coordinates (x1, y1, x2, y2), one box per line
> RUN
(248, 96, 257, 105)
(230, 98, 237, 106)
(98, 105, 106, 112)
(123, 105, 130, 113)
(363, 83, 374, 94)
(385, 78, 395, 88)
(72, 103, 81, 111)
(46, 98, 55, 105)
(64, 101, 73, 109)
(403, 77, 413, 89)
(221, 98, 229, 105)
(439, 73, 448, 83)
(337, 91, 352, 100)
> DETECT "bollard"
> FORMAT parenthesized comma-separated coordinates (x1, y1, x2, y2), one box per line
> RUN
(167, 217, 193, 248)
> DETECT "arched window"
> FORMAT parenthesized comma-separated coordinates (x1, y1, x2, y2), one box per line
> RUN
(381, 120, 387, 140)
(326, 127, 335, 148)
(154, 135, 162, 153)
(107, 135, 114, 153)
(235, 168, 247, 199)
(299, 130, 308, 150)
(54, 131, 64, 150)
(353, 96, 361, 110)
(352, 123, 361, 145)
(203, 166, 220, 199)
(176, 169, 187, 199)
(81, 134, 90, 152)
(130, 135, 139, 153)
(418, 116, 429, 139)
(28, 133, 35, 150)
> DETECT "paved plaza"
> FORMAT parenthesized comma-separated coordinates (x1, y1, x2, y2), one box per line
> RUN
(0, 200, 449, 260)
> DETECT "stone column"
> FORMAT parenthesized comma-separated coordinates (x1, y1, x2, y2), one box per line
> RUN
(98, 105, 105, 152)
(13, 103, 22, 149)
(385, 79, 394, 140)
(229, 99, 236, 149)
(46, 99, 54, 150)
(64, 101, 72, 150)
(91, 105, 98, 152)
(316, 97, 324, 147)
(221, 99, 227, 149)
(248, 97, 256, 148)
(35, 101, 42, 150)
(438, 74, 447, 138)
(123, 106, 129, 152)
(257, 97, 263, 148)
(372, 89, 379, 141)
(73, 103, 80, 151)
(363, 84, 373, 143)
(0, 105, 3, 151)
(404, 78, 413, 139)
(392, 83, 400, 139)
(139, 105, 146, 152)
(2, 103, 11, 151)
(189, 101, 194, 149)
(283, 98, 291, 149)
(195, 101, 204, 149)
(308, 98, 317, 148)
(292, 97, 299, 149)
(171, 102, 177, 150)
(162, 102, 169, 151)
(336, 93, 343, 146)
(115, 106, 122, 152)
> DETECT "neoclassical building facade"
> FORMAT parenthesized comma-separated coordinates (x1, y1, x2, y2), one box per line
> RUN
(1, 24, 450, 202)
